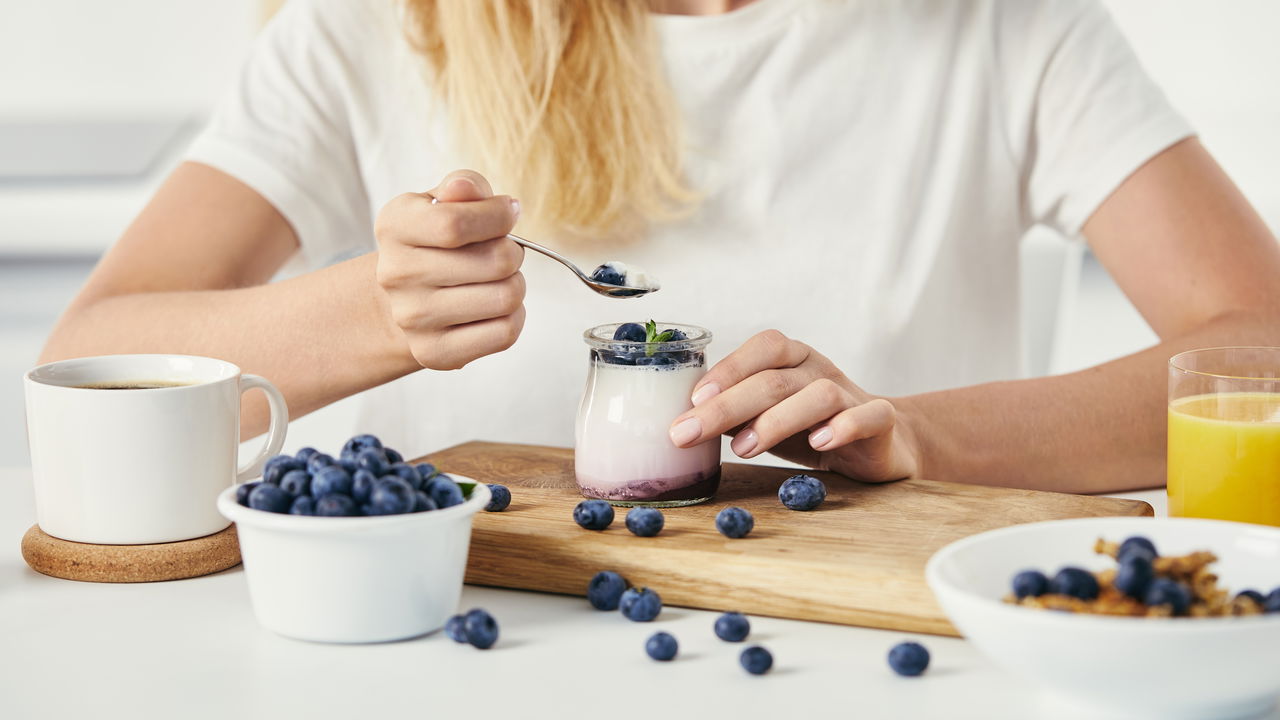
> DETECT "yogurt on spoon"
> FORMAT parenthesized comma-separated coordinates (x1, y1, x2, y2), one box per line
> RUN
(589, 261, 661, 292)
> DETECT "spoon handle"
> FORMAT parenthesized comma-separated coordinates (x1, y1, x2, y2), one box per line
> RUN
(506, 233, 593, 283)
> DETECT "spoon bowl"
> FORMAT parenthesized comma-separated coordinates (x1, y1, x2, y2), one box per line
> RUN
(507, 234, 658, 299)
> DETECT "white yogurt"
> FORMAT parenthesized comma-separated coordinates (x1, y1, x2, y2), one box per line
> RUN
(599, 261, 660, 290)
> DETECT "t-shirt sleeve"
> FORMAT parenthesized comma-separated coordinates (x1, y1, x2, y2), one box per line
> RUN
(997, 0, 1194, 237)
(184, 0, 374, 268)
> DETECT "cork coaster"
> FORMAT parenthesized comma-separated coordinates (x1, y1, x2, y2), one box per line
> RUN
(21, 524, 241, 583)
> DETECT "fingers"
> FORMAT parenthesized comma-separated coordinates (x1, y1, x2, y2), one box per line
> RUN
(808, 398, 896, 453)
(377, 192, 518, 250)
(727, 379, 856, 459)
(692, 329, 810, 407)
(379, 234, 524, 288)
(431, 170, 494, 202)
(670, 365, 814, 448)
(386, 272, 526, 330)
(409, 306, 528, 372)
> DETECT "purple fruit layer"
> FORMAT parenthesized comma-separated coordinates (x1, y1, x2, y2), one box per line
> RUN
(577, 469, 721, 502)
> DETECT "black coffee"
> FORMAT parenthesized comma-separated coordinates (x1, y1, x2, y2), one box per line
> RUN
(74, 380, 195, 390)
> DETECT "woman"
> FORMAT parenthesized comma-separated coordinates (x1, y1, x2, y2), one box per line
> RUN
(42, 0, 1280, 493)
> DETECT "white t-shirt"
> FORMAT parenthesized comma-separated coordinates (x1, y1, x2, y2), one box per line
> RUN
(187, 0, 1191, 459)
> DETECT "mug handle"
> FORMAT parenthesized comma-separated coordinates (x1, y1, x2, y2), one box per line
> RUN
(236, 374, 290, 482)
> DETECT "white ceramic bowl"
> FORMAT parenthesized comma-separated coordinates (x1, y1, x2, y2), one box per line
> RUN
(926, 517, 1280, 719)
(218, 477, 491, 644)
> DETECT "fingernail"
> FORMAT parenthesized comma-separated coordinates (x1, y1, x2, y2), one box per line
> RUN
(510, 198, 521, 221)
(691, 382, 720, 407)
(731, 429, 758, 457)
(669, 417, 701, 447)
(445, 177, 477, 195)
(809, 426, 833, 450)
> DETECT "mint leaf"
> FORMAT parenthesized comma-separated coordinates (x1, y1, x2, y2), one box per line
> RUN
(645, 319, 657, 342)
(456, 481, 477, 498)
(653, 330, 674, 343)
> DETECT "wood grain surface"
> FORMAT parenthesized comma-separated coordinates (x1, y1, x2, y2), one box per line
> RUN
(426, 441, 1153, 637)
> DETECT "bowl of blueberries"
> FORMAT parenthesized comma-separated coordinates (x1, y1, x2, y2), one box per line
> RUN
(926, 517, 1280, 719)
(217, 434, 492, 644)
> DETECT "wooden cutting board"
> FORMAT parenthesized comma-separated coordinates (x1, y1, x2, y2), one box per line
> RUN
(427, 441, 1153, 637)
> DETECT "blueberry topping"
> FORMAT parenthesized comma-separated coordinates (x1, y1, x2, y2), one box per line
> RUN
(619, 587, 662, 622)
(888, 642, 930, 677)
(485, 484, 512, 512)
(289, 495, 316, 516)
(311, 465, 354, 498)
(739, 646, 773, 675)
(364, 477, 415, 516)
(426, 475, 466, 509)
(715, 507, 754, 538)
(306, 453, 336, 475)
(1113, 554, 1155, 600)
(1049, 567, 1099, 600)
(355, 448, 387, 477)
(412, 490, 438, 513)
(574, 499, 615, 530)
(444, 614, 468, 643)
(587, 571, 628, 610)
(463, 608, 499, 649)
(591, 265, 626, 287)
(279, 469, 311, 497)
(314, 494, 359, 517)
(625, 507, 664, 537)
(341, 434, 383, 457)
(666, 328, 687, 342)
(645, 632, 678, 661)
(1144, 578, 1192, 616)
(235, 481, 261, 507)
(294, 447, 319, 464)
(714, 612, 750, 642)
(778, 474, 827, 511)
(1117, 536, 1158, 563)
(1263, 588, 1280, 613)
(1236, 589, 1266, 606)
(262, 454, 303, 485)
(635, 355, 676, 366)
(248, 484, 292, 513)
(612, 322, 647, 342)
(351, 469, 377, 504)
(384, 447, 404, 465)
(1011, 570, 1049, 599)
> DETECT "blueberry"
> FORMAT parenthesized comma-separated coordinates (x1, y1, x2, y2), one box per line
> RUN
(612, 322, 647, 342)
(888, 642, 930, 677)
(600, 350, 637, 366)
(485, 484, 512, 512)
(645, 632, 678, 661)
(248, 484, 292, 513)
(574, 499, 615, 530)
(427, 475, 466, 509)
(386, 462, 420, 486)
(279, 469, 311, 497)
(415, 463, 438, 481)
(714, 612, 750, 642)
(351, 469, 377, 504)
(364, 477, 415, 516)
(355, 448, 387, 477)
(311, 465, 354, 498)
(306, 453, 336, 475)
(739, 646, 773, 675)
(635, 355, 676, 366)
(412, 490, 438, 513)
(235, 481, 261, 507)
(587, 571, 628, 610)
(314, 494, 359, 517)
(444, 614, 468, 643)
(1117, 536, 1158, 563)
(625, 507, 664, 537)
(591, 265, 626, 287)
(463, 608, 499, 649)
(342, 434, 383, 457)
(339, 458, 359, 474)
(1113, 555, 1155, 599)
(715, 507, 754, 538)
(1049, 567, 1099, 600)
(1236, 589, 1266, 606)
(665, 328, 688, 342)
(1011, 570, 1049, 599)
(619, 587, 662, 622)
(1264, 588, 1280, 613)
(1144, 578, 1192, 615)
(289, 495, 316, 516)
(294, 447, 319, 464)
(263, 454, 303, 485)
(778, 474, 827, 511)
(384, 447, 404, 464)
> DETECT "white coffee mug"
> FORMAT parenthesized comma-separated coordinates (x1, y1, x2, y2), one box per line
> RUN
(24, 354, 288, 544)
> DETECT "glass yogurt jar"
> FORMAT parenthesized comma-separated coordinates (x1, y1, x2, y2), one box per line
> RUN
(575, 322, 721, 507)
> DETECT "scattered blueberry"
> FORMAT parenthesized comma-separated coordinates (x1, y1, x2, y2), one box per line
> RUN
(739, 646, 773, 675)
(587, 571, 628, 610)
(620, 587, 662, 622)
(592, 265, 626, 287)
(355, 448, 387, 477)
(574, 499, 615, 530)
(1264, 588, 1280, 613)
(645, 632, 678, 661)
(262, 454, 303, 485)
(444, 614, 468, 643)
(1144, 578, 1192, 615)
(364, 477, 415, 516)
(1117, 536, 1158, 563)
(248, 484, 292, 513)
(463, 608, 499, 649)
(625, 507, 664, 537)
(352, 469, 377, 504)
(888, 642, 930, 677)
(485, 484, 512, 512)
(386, 462, 420, 486)
(311, 465, 354, 498)
(342, 434, 383, 457)
(279, 469, 311, 497)
(612, 322, 647, 342)
(236, 481, 261, 507)
(412, 491, 438, 513)
(306, 453, 336, 475)
(1237, 589, 1266, 606)
(427, 475, 466, 509)
(1113, 555, 1155, 600)
(294, 447, 319, 464)
(778, 474, 827, 511)
(1049, 567, 1099, 601)
(384, 447, 404, 464)
(714, 612, 750, 642)
(289, 495, 316, 516)
(715, 507, 754, 538)
(1011, 570, 1049, 599)
(314, 493, 359, 517)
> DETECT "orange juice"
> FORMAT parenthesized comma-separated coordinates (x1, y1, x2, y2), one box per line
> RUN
(1167, 392, 1280, 525)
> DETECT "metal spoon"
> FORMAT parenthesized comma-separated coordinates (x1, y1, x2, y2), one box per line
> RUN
(506, 233, 658, 299)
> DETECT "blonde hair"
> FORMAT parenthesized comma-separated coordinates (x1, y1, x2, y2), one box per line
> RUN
(404, 0, 696, 241)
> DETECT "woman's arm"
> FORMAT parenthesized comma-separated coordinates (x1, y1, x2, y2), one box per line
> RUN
(670, 138, 1280, 493)
(42, 163, 523, 438)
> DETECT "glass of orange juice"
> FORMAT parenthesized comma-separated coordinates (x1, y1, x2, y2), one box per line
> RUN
(1168, 347, 1280, 525)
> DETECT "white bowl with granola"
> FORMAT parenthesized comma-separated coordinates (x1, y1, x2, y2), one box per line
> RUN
(926, 517, 1280, 719)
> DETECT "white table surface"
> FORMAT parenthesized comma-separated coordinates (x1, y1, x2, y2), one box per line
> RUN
(1, 467, 1251, 720)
